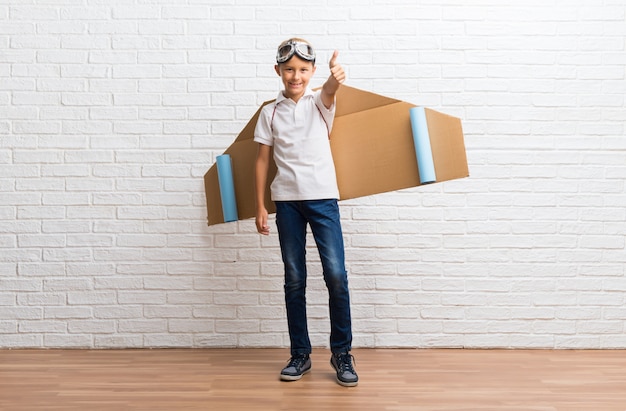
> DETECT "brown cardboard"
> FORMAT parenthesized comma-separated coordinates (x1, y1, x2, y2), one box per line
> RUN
(204, 85, 468, 226)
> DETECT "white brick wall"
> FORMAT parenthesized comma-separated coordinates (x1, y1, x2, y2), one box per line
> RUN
(1, 1, 625, 349)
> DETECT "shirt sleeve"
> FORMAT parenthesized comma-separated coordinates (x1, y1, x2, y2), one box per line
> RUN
(253, 105, 274, 146)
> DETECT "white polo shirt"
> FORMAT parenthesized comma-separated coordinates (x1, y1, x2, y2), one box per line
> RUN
(254, 88, 340, 202)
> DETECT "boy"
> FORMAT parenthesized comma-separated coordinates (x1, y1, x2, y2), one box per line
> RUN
(253, 38, 358, 387)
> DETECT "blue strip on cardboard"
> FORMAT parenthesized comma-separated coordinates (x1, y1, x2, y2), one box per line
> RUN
(409, 107, 436, 184)
(216, 154, 239, 222)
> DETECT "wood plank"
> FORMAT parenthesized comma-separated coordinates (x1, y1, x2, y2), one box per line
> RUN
(1, 348, 626, 410)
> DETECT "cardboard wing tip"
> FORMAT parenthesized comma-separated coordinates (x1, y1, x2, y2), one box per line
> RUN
(424, 108, 469, 184)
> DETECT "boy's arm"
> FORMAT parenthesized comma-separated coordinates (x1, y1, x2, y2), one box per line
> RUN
(321, 50, 345, 109)
(255, 143, 271, 235)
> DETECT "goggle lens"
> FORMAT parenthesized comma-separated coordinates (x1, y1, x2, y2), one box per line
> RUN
(276, 41, 316, 63)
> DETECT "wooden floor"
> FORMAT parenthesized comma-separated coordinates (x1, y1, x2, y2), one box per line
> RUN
(1, 348, 626, 411)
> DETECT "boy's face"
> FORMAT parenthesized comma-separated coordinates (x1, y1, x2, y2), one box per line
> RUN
(274, 55, 316, 102)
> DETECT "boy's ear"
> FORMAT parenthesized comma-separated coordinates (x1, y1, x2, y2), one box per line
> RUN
(274, 64, 281, 76)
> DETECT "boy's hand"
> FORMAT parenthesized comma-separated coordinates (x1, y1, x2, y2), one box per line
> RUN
(322, 50, 345, 109)
(256, 208, 270, 235)
(329, 50, 345, 84)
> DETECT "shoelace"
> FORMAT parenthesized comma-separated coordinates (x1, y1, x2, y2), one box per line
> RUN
(336, 353, 356, 372)
(287, 355, 308, 369)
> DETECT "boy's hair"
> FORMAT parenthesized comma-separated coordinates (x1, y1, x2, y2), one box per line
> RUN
(276, 37, 316, 66)
(278, 37, 311, 49)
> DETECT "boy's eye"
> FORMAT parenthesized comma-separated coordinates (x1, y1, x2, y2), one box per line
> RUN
(283, 67, 309, 73)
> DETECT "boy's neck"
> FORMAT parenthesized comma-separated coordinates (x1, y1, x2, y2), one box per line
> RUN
(281, 89, 307, 103)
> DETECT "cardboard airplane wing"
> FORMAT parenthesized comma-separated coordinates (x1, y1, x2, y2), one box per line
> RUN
(203, 85, 469, 226)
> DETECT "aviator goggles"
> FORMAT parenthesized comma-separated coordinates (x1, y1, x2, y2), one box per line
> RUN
(276, 41, 316, 64)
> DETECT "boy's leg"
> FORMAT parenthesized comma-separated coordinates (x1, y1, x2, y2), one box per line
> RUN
(304, 199, 352, 354)
(275, 201, 312, 357)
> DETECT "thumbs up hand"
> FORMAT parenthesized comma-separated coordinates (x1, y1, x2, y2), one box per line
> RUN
(329, 50, 345, 84)
(321, 49, 345, 109)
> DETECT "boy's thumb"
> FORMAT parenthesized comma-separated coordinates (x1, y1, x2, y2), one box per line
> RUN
(329, 50, 339, 67)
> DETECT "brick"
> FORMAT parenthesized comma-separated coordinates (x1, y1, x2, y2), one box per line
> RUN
(0, 334, 42, 348)
(144, 305, 192, 319)
(94, 335, 142, 348)
(67, 291, 117, 305)
(143, 334, 192, 347)
(43, 334, 92, 348)
(118, 291, 167, 305)
(10, 6, 59, 20)
(19, 320, 66, 333)
(68, 320, 115, 334)
(0, 321, 17, 333)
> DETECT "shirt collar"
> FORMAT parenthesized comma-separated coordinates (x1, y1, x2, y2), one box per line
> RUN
(276, 88, 314, 104)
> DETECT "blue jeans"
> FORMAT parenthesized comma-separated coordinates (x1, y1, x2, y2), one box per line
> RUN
(275, 199, 352, 356)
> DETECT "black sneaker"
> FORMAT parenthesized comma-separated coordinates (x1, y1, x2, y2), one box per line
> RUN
(330, 352, 358, 387)
(280, 354, 311, 381)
